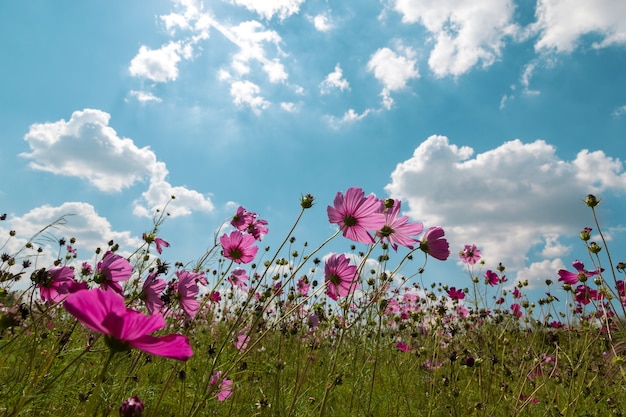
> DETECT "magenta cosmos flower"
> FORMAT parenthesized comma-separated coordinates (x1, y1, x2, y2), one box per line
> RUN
(175, 270, 205, 319)
(141, 273, 166, 315)
(220, 230, 259, 264)
(94, 251, 133, 294)
(324, 253, 359, 301)
(459, 244, 481, 264)
(419, 227, 450, 261)
(143, 233, 170, 254)
(209, 371, 233, 402)
(228, 268, 249, 290)
(63, 288, 192, 361)
(557, 260, 601, 285)
(32, 266, 77, 303)
(327, 187, 386, 244)
(375, 199, 423, 251)
(446, 287, 465, 301)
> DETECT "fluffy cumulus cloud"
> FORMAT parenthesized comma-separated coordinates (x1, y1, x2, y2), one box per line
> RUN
(0, 202, 141, 288)
(129, 41, 193, 83)
(385, 135, 626, 281)
(20, 109, 214, 217)
(230, 80, 271, 113)
(531, 0, 626, 52)
(367, 46, 419, 109)
(230, 0, 305, 20)
(320, 64, 350, 94)
(391, 0, 518, 77)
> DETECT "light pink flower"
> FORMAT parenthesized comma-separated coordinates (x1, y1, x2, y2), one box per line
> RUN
(419, 227, 450, 261)
(220, 231, 258, 264)
(376, 199, 423, 251)
(141, 273, 166, 315)
(233, 329, 250, 351)
(143, 233, 170, 254)
(327, 187, 385, 244)
(228, 268, 248, 290)
(63, 288, 192, 361)
(297, 277, 310, 296)
(324, 253, 359, 301)
(231, 206, 255, 231)
(459, 244, 481, 264)
(247, 218, 269, 241)
(175, 270, 205, 319)
(33, 266, 76, 303)
(94, 251, 133, 294)
(209, 371, 233, 402)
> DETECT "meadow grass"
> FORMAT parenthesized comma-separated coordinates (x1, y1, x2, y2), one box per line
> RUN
(1, 191, 625, 416)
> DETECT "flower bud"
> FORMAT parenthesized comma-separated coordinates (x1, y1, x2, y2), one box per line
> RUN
(119, 395, 144, 417)
(580, 227, 592, 241)
(585, 194, 599, 207)
(589, 242, 602, 254)
(300, 194, 315, 209)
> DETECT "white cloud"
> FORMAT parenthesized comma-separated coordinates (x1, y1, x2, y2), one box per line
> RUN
(531, 0, 626, 53)
(160, 0, 211, 39)
(230, 0, 305, 20)
(20, 109, 214, 217)
(540, 233, 571, 258)
(521, 62, 540, 95)
(367, 46, 419, 109)
(311, 13, 333, 32)
(21, 109, 157, 192)
(367, 47, 419, 91)
(392, 0, 518, 77)
(328, 108, 373, 128)
(320, 64, 350, 94)
(230, 80, 271, 113)
(515, 259, 566, 289)
(0, 202, 145, 290)
(612, 105, 626, 118)
(280, 102, 298, 112)
(128, 90, 162, 103)
(385, 135, 626, 271)
(129, 41, 193, 83)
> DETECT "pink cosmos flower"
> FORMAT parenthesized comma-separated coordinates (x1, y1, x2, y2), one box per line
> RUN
(63, 288, 192, 361)
(324, 253, 359, 301)
(209, 371, 233, 402)
(143, 233, 170, 254)
(573, 284, 601, 305)
(220, 230, 258, 264)
(375, 199, 423, 251)
(33, 266, 77, 303)
(233, 329, 250, 351)
(297, 277, 310, 296)
(511, 303, 522, 318)
(94, 251, 133, 294)
(484, 270, 500, 286)
(228, 268, 248, 290)
(327, 187, 385, 244)
(419, 227, 450, 261)
(231, 206, 255, 231)
(175, 270, 205, 319)
(247, 218, 269, 241)
(558, 260, 601, 285)
(141, 273, 166, 315)
(209, 291, 221, 303)
(396, 341, 411, 352)
(446, 287, 465, 301)
(459, 244, 481, 264)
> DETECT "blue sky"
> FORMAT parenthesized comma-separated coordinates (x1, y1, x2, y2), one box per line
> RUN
(2, 0, 626, 306)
